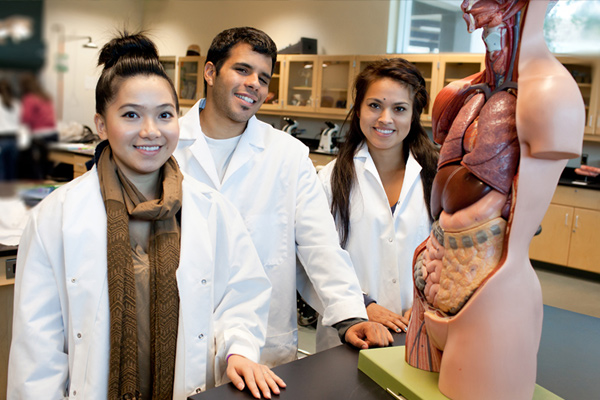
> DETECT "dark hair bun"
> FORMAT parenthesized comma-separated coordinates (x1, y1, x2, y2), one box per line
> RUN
(98, 32, 159, 69)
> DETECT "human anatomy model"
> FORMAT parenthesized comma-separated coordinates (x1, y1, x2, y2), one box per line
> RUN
(404, 1, 585, 399)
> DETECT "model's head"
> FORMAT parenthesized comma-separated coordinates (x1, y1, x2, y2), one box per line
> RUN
(346, 58, 429, 152)
(461, 0, 528, 32)
(94, 32, 179, 181)
(205, 27, 277, 77)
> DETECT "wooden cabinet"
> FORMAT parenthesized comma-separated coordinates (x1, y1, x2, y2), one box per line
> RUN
(557, 56, 600, 141)
(530, 186, 600, 274)
(159, 56, 177, 89)
(284, 55, 318, 112)
(437, 53, 485, 88)
(529, 203, 573, 266)
(404, 54, 443, 122)
(0, 255, 15, 400)
(261, 55, 286, 111)
(177, 56, 205, 107)
(263, 55, 356, 116)
(316, 56, 355, 115)
(261, 53, 486, 124)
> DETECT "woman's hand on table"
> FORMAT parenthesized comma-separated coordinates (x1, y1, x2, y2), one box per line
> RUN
(226, 355, 286, 399)
(366, 303, 410, 333)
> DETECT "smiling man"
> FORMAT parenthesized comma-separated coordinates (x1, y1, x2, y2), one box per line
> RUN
(174, 27, 392, 368)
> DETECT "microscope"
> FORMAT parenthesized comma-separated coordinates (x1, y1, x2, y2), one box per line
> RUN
(282, 117, 299, 136)
(318, 121, 339, 153)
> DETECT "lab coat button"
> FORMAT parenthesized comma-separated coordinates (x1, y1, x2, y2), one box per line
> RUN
(201, 279, 207, 285)
(196, 388, 202, 393)
(198, 333, 204, 339)
(71, 278, 76, 283)
(388, 237, 393, 243)
(392, 279, 397, 284)
(72, 390, 77, 396)
(77, 333, 82, 339)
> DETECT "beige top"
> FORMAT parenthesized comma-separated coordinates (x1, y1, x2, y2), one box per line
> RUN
(131, 241, 152, 398)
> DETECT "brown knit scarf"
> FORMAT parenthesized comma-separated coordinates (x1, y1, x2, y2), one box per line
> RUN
(97, 145, 182, 400)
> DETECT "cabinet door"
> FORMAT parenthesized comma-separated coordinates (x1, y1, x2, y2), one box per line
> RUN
(159, 56, 177, 90)
(285, 55, 318, 112)
(178, 56, 205, 107)
(261, 55, 285, 111)
(567, 208, 600, 273)
(438, 54, 485, 89)
(316, 56, 355, 114)
(557, 56, 598, 138)
(402, 54, 439, 123)
(529, 203, 573, 266)
(355, 55, 387, 75)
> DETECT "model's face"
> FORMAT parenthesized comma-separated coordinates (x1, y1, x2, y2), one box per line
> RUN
(359, 77, 413, 156)
(95, 75, 179, 184)
(205, 43, 272, 125)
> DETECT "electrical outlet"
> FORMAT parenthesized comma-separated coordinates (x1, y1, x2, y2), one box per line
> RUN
(6, 258, 16, 280)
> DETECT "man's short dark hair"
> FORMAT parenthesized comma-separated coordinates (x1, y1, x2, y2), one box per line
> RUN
(204, 27, 278, 94)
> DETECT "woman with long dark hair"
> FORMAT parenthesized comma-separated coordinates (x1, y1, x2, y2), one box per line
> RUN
(316, 58, 439, 351)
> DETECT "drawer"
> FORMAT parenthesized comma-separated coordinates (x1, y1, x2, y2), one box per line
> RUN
(552, 185, 600, 210)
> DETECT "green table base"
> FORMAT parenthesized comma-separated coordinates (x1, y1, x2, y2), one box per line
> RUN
(358, 346, 561, 400)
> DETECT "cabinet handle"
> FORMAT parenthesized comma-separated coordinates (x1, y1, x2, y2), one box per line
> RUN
(596, 114, 600, 129)
(589, 114, 595, 128)
(565, 213, 569, 225)
(575, 215, 579, 229)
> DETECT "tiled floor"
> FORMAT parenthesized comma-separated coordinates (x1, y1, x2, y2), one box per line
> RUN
(297, 264, 600, 356)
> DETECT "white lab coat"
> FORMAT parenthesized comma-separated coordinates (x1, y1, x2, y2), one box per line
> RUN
(315, 144, 432, 350)
(175, 99, 367, 367)
(8, 167, 271, 400)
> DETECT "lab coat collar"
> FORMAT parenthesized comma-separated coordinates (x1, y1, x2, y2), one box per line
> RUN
(178, 98, 266, 149)
(399, 150, 423, 207)
(354, 142, 423, 207)
(178, 98, 266, 188)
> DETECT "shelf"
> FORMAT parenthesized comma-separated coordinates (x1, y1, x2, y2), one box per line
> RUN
(292, 86, 313, 90)
(583, 134, 600, 143)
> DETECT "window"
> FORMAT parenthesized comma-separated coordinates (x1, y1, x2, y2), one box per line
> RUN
(545, 0, 600, 54)
(388, 0, 600, 55)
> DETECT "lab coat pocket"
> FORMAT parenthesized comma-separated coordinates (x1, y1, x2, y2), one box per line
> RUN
(244, 212, 288, 268)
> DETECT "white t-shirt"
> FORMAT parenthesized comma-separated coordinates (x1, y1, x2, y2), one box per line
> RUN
(203, 134, 242, 182)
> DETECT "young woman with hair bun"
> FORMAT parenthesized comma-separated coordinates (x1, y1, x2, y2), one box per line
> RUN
(8, 32, 284, 400)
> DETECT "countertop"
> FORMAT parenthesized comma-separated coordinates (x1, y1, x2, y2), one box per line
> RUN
(558, 167, 600, 191)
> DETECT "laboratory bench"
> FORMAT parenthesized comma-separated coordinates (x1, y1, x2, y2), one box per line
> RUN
(190, 305, 599, 400)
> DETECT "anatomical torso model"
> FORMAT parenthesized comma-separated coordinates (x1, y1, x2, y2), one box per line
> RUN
(405, 0, 585, 399)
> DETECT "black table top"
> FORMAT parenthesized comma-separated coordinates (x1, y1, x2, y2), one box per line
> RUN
(190, 305, 599, 400)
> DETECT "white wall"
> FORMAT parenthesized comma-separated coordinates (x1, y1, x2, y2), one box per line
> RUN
(42, 0, 390, 129)
(39, 0, 600, 167)
(42, 0, 144, 130)
(142, 0, 390, 58)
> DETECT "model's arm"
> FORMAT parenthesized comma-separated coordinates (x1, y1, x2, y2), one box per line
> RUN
(8, 209, 69, 399)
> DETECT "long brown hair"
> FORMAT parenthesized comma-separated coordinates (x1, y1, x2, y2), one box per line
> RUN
(330, 58, 439, 247)
(0, 79, 15, 109)
(19, 73, 51, 102)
